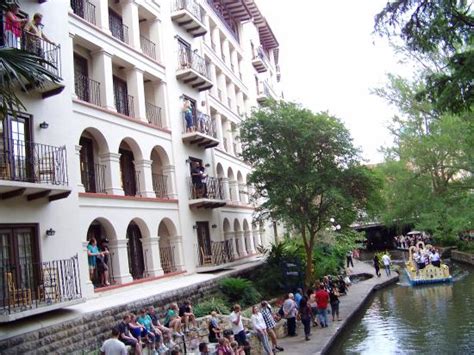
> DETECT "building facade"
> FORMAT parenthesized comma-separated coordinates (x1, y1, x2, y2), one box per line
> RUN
(0, 0, 282, 321)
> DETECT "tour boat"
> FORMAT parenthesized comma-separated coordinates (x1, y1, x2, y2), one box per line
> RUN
(405, 242, 452, 285)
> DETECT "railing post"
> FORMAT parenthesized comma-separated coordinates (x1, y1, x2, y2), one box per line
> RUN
(126, 67, 146, 121)
(133, 159, 155, 198)
(121, 0, 140, 48)
(107, 239, 133, 284)
(141, 237, 164, 277)
(99, 152, 124, 195)
(162, 165, 177, 199)
(169, 235, 185, 271)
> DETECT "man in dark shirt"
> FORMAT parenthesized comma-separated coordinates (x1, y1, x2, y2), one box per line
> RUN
(191, 162, 204, 198)
(117, 314, 142, 355)
(179, 300, 197, 332)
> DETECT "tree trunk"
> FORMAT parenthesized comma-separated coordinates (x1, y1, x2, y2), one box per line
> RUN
(305, 248, 314, 288)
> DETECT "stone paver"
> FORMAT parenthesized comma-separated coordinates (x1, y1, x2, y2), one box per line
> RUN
(277, 260, 399, 355)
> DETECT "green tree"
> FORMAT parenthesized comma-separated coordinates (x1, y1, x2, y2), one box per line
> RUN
(374, 0, 474, 113)
(375, 74, 474, 240)
(240, 101, 380, 286)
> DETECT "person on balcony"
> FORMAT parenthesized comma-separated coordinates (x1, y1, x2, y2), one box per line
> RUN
(97, 239, 110, 287)
(24, 13, 56, 57)
(191, 161, 205, 198)
(4, 2, 28, 49)
(183, 100, 194, 132)
(87, 237, 102, 283)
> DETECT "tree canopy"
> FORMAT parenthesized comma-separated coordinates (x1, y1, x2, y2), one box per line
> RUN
(240, 101, 380, 286)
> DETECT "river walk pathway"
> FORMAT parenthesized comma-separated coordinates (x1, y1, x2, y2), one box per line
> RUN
(278, 260, 399, 355)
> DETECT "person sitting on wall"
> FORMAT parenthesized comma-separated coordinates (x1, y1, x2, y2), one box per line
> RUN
(179, 299, 197, 332)
(208, 311, 222, 343)
(117, 314, 142, 355)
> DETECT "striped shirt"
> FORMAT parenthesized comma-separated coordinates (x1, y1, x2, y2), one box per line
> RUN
(260, 306, 276, 329)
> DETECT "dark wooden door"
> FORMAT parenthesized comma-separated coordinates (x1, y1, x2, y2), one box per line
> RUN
(74, 54, 89, 102)
(109, 9, 126, 42)
(79, 137, 96, 192)
(196, 222, 211, 256)
(119, 148, 136, 196)
(113, 76, 129, 116)
(126, 223, 144, 280)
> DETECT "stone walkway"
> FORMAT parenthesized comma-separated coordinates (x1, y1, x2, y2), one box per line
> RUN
(277, 260, 399, 355)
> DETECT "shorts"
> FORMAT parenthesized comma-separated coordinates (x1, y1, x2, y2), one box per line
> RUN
(121, 338, 138, 347)
(185, 112, 193, 128)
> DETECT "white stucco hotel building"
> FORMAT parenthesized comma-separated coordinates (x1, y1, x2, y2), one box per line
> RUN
(0, 0, 282, 321)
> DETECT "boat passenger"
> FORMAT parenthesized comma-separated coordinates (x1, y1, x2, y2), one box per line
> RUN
(430, 249, 441, 267)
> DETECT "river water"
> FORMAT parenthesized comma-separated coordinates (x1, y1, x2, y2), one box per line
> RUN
(331, 256, 474, 354)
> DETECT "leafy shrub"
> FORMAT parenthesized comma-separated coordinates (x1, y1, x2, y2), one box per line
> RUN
(218, 277, 261, 307)
(242, 285, 262, 306)
(193, 297, 230, 318)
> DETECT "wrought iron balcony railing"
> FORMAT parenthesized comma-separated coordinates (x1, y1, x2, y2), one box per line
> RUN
(145, 102, 163, 128)
(109, 18, 129, 44)
(159, 246, 177, 274)
(152, 173, 168, 198)
(173, 0, 203, 23)
(74, 73, 101, 106)
(197, 240, 235, 267)
(140, 35, 156, 60)
(0, 255, 82, 314)
(0, 139, 68, 185)
(177, 46, 211, 80)
(115, 93, 135, 118)
(71, 0, 96, 25)
(81, 163, 106, 194)
(187, 176, 224, 200)
(182, 110, 217, 137)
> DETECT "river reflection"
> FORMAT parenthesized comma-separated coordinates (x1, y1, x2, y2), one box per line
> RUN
(332, 261, 474, 354)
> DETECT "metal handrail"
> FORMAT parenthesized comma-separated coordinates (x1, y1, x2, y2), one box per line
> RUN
(145, 102, 163, 127)
(177, 45, 211, 80)
(0, 254, 82, 314)
(115, 93, 135, 117)
(70, 0, 96, 25)
(173, 0, 203, 23)
(196, 240, 234, 266)
(152, 173, 168, 198)
(182, 110, 217, 137)
(159, 246, 177, 274)
(109, 18, 129, 44)
(187, 176, 224, 200)
(81, 163, 106, 194)
(74, 72, 101, 106)
(0, 139, 68, 185)
(140, 35, 156, 60)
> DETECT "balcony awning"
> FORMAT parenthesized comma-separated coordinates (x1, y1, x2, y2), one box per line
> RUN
(244, 0, 279, 50)
(215, 0, 252, 22)
(0, 182, 71, 202)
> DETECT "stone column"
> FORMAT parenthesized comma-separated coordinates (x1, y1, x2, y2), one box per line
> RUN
(214, 113, 224, 149)
(203, 13, 211, 44)
(229, 180, 239, 203)
(149, 18, 162, 62)
(126, 67, 146, 121)
(153, 81, 169, 129)
(108, 239, 133, 284)
(141, 236, 164, 277)
(122, 0, 140, 49)
(236, 231, 247, 257)
(162, 164, 177, 199)
(96, 0, 111, 34)
(222, 39, 230, 65)
(210, 64, 218, 97)
(212, 27, 221, 57)
(253, 229, 262, 249)
(91, 50, 116, 111)
(99, 152, 124, 195)
(134, 159, 155, 197)
(221, 177, 230, 202)
(75, 145, 85, 192)
(246, 230, 256, 254)
(225, 232, 238, 258)
(169, 235, 185, 271)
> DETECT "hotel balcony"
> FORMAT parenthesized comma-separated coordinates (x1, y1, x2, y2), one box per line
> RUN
(0, 139, 71, 203)
(187, 176, 226, 209)
(176, 47, 213, 91)
(1, 29, 64, 98)
(171, 0, 207, 37)
(182, 111, 220, 149)
(70, 0, 97, 25)
(196, 240, 235, 271)
(256, 80, 271, 103)
(0, 255, 83, 322)
(252, 46, 270, 73)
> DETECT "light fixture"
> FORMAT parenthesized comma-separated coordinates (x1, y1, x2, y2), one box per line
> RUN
(193, 225, 198, 230)
(46, 228, 56, 237)
(329, 217, 335, 223)
(211, 224, 217, 229)
(205, 163, 210, 168)
(39, 121, 49, 129)
(186, 158, 191, 164)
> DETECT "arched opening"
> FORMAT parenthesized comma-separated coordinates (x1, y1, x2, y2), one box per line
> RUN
(237, 171, 246, 203)
(119, 138, 142, 196)
(158, 218, 178, 274)
(150, 146, 170, 198)
(79, 128, 109, 193)
(126, 220, 145, 280)
(86, 217, 116, 287)
(234, 218, 241, 255)
(228, 167, 236, 201)
(243, 219, 250, 254)
(216, 163, 225, 178)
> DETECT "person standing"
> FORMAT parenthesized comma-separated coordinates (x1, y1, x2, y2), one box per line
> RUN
(282, 293, 298, 336)
(373, 254, 381, 277)
(24, 13, 56, 56)
(382, 252, 391, 276)
(315, 284, 329, 328)
(250, 306, 272, 355)
(299, 296, 312, 341)
(4, 2, 28, 49)
(294, 288, 303, 308)
(260, 301, 284, 352)
(329, 287, 341, 322)
(87, 237, 102, 283)
(346, 250, 354, 268)
(229, 304, 246, 347)
(100, 327, 127, 355)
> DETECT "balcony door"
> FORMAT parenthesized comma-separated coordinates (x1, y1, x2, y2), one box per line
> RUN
(113, 76, 130, 116)
(0, 112, 32, 181)
(109, 9, 126, 42)
(119, 148, 136, 196)
(0, 225, 39, 305)
(74, 54, 90, 102)
(196, 221, 211, 257)
(79, 136, 96, 193)
(126, 222, 144, 280)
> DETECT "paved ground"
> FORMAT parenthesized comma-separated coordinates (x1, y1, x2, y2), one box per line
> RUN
(0, 256, 263, 341)
(277, 260, 399, 355)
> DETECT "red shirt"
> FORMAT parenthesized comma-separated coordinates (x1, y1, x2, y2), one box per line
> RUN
(315, 289, 329, 309)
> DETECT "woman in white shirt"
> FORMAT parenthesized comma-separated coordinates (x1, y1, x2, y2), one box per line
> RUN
(251, 306, 272, 355)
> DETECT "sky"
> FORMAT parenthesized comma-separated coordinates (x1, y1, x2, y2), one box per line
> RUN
(256, 0, 413, 163)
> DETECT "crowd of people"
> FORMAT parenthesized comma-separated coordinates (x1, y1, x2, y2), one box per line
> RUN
(413, 246, 441, 270)
(393, 233, 432, 249)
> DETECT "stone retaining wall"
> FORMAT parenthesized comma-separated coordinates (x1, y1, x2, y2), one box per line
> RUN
(451, 250, 474, 265)
(0, 264, 262, 355)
